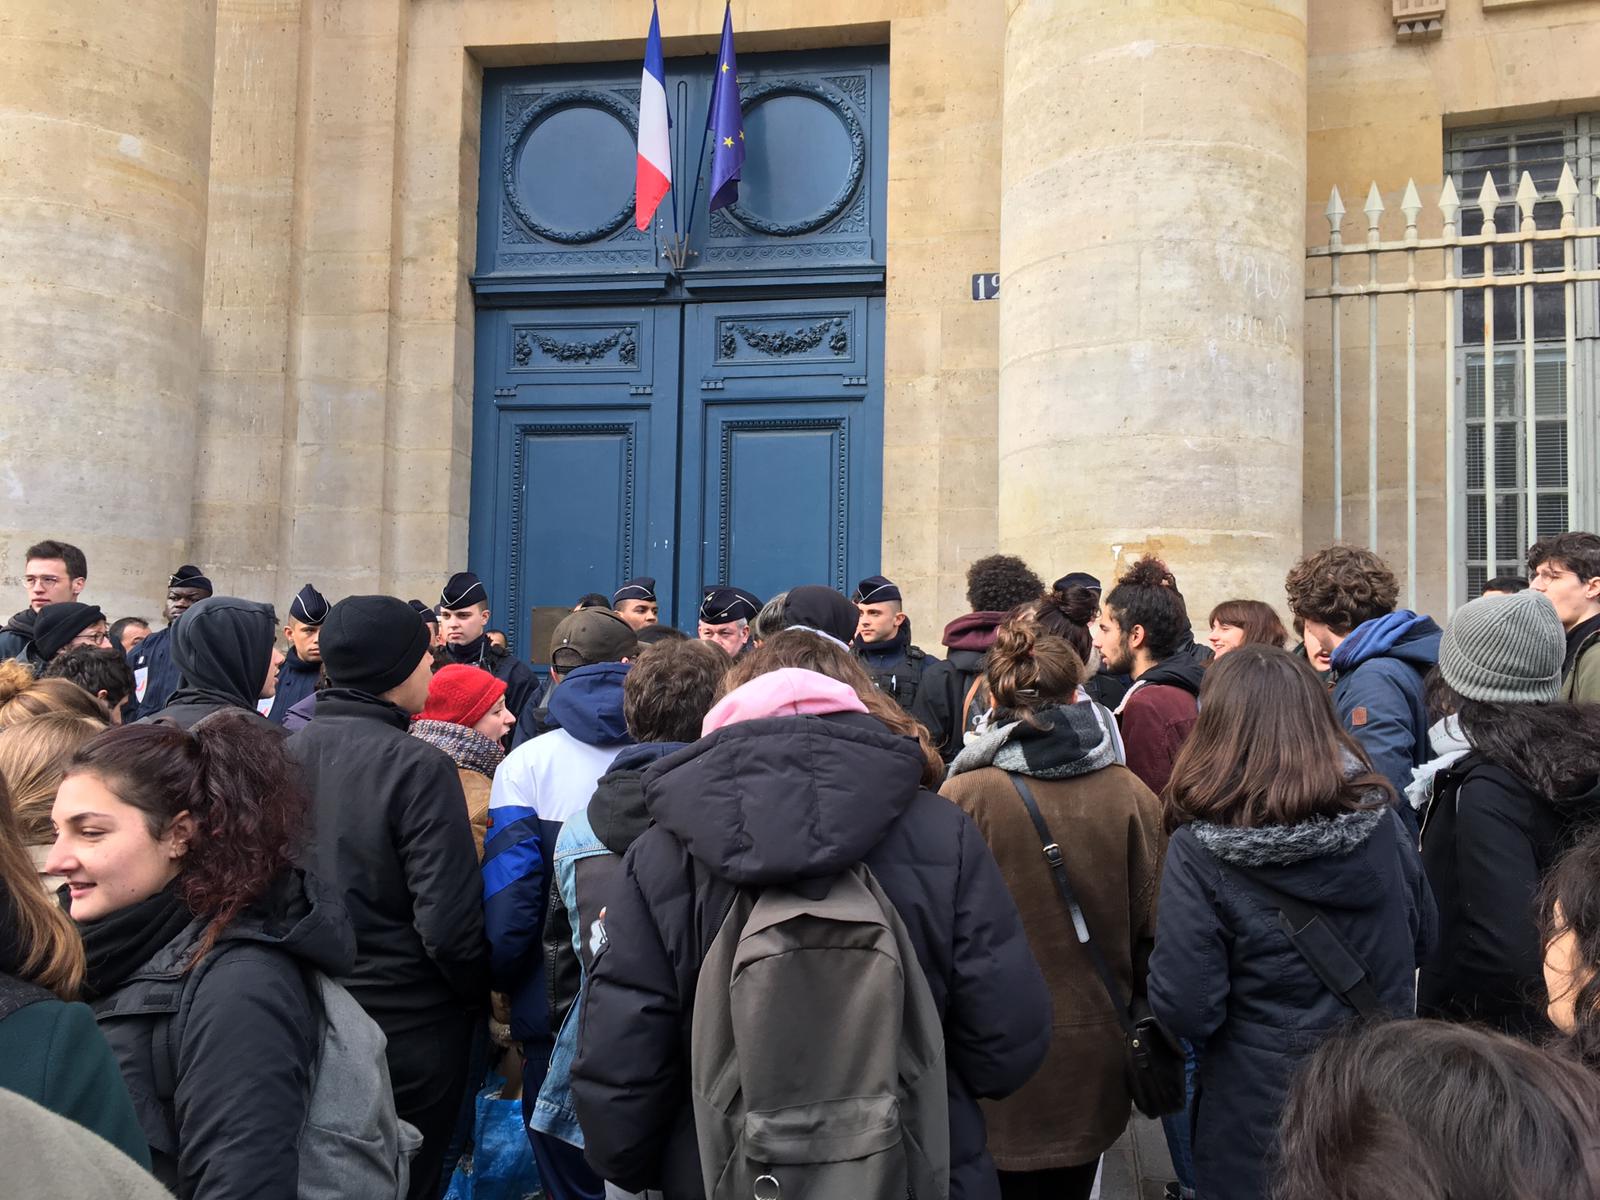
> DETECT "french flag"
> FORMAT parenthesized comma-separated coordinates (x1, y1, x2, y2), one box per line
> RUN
(635, 1, 671, 231)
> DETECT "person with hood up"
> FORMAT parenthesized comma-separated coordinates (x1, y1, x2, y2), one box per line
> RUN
(268, 583, 327, 724)
(1091, 558, 1207, 796)
(911, 554, 1046, 762)
(1147, 645, 1435, 1200)
(125, 565, 213, 721)
(1285, 546, 1442, 828)
(484, 605, 637, 1200)
(852, 574, 939, 711)
(135, 595, 284, 732)
(48, 714, 358, 1198)
(531, 637, 730, 1164)
(410, 663, 515, 859)
(1417, 590, 1600, 1036)
(940, 620, 1161, 1200)
(570, 629, 1051, 1200)
(289, 595, 489, 1200)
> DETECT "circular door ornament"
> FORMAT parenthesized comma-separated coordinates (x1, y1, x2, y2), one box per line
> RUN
(725, 79, 866, 238)
(501, 89, 640, 245)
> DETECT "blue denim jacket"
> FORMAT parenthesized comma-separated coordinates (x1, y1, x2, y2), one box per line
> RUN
(530, 809, 611, 1148)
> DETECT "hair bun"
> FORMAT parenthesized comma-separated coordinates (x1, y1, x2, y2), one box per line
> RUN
(1121, 557, 1176, 589)
(0, 660, 35, 708)
(1048, 585, 1099, 628)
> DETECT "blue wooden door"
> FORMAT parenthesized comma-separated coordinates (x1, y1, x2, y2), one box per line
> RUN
(677, 298, 884, 620)
(470, 306, 680, 665)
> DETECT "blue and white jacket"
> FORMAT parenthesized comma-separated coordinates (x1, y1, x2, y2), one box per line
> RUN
(483, 661, 631, 1052)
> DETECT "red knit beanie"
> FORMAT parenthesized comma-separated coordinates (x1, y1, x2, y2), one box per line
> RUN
(418, 663, 507, 728)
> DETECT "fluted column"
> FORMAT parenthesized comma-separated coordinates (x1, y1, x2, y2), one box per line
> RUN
(0, 1, 217, 616)
(998, 0, 1307, 612)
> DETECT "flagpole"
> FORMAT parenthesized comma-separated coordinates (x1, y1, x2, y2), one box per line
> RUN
(681, 1, 730, 253)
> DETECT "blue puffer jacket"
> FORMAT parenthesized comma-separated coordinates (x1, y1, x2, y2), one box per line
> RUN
(570, 709, 1051, 1200)
(1149, 803, 1436, 1200)
(1330, 611, 1442, 832)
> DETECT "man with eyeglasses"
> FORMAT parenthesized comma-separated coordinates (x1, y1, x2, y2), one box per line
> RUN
(0, 539, 88, 661)
(1528, 532, 1600, 704)
(26, 602, 111, 671)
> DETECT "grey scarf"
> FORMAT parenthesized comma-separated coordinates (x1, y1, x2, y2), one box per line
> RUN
(947, 701, 1121, 781)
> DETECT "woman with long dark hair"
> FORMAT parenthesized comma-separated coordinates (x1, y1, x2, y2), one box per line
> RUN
(46, 713, 356, 1198)
(1418, 590, 1600, 1036)
(1540, 828, 1600, 1069)
(941, 622, 1162, 1200)
(1147, 645, 1435, 1200)
(0, 772, 148, 1164)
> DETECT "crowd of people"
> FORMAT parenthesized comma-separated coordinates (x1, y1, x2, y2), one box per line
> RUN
(4, 530, 1600, 1200)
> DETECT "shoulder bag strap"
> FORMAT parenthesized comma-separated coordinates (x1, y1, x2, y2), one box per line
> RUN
(1004, 772, 1135, 1035)
(1221, 865, 1384, 1019)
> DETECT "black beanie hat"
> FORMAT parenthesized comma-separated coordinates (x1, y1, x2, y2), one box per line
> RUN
(32, 602, 105, 661)
(782, 586, 861, 645)
(320, 595, 432, 696)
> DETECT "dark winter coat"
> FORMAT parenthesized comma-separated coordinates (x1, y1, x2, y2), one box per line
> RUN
(139, 598, 280, 732)
(288, 688, 490, 1035)
(1329, 611, 1442, 826)
(0, 609, 34, 661)
(126, 624, 180, 721)
(1563, 612, 1600, 704)
(854, 621, 938, 712)
(89, 870, 354, 1199)
(911, 610, 1009, 762)
(441, 634, 543, 748)
(941, 704, 1164, 1169)
(1419, 753, 1600, 1036)
(1148, 803, 1436, 1200)
(266, 649, 321, 724)
(570, 709, 1052, 1200)
(1116, 645, 1206, 796)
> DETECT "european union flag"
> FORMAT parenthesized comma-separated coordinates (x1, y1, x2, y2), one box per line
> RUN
(707, 3, 744, 212)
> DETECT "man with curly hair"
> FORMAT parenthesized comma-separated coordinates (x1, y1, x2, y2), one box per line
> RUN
(1285, 546, 1441, 824)
(910, 554, 1044, 762)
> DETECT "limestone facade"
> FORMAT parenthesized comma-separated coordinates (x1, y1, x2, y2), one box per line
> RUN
(2, 0, 1598, 633)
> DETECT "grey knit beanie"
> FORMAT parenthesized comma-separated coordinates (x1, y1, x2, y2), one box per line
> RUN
(1438, 590, 1566, 703)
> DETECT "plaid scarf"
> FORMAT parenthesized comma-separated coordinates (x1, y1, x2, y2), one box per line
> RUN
(410, 718, 505, 779)
(947, 701, 1121, 781)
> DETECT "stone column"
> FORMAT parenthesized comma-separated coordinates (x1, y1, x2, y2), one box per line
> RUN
(998, 0, 1307, 618)
(0, 1, 217, 619)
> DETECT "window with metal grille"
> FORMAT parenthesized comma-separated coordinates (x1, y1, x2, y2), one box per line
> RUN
(1449, 118, 1600, 598)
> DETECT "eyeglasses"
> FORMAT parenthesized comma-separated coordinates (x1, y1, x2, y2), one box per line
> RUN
(24, 575, 63, 588)
(69, 631, 112, 649)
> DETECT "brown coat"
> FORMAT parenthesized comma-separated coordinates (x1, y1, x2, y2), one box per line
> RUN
(458, 767, 491, 861)
(941, 761, 1164, 1169)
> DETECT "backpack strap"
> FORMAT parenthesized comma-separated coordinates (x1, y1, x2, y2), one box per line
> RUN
(960, 675, 986, 732)
(1219, 866, 1385, 1019)
(0, 973, 52, 1022)
(1004, 773, 1136, 1036)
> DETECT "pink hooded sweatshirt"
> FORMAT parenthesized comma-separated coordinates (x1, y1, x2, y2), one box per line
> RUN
(701, 667, 868, 735)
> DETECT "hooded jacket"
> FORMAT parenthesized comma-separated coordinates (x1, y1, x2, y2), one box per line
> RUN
(266, 648, 320, 725)
(1148, 801, 1435, 1200)
(1419, 752, 1600, 1035)
(484, 660, 631, 1049)
(126, 624, 180, 721)
(441, 634, 543, 748)
(911, 610, 1010, 762)
(941, 704, 1164, 1170)
(1115, 643, 1207, 796)
(570, 670, 1051, 1200)
(0, 609, 34, 661)
(141, 597, 279, 732)
(288, 688, 489, 1035)
(1329, 610, 1443, 822)
(89, 870, 355, 1199)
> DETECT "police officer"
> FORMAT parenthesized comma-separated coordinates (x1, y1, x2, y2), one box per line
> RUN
(611, 577, 659, 632)
(268, 583, 328, 724)
(851, 574, 937, 712)
(437, 571, 540, 748)
(126, 564, 214, 720)
(696, 586, 761, 657)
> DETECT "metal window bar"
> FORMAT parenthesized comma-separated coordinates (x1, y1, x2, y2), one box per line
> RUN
(1306, 155, 1600, 613)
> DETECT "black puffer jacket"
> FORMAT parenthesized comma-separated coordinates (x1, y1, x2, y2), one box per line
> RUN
(1419, 753, 1600, 1035)
(570, 709, 1051, 1200)
(1149, 804, 1436, 1200)
(288, 688, 490, 1034)
(89, 870, 353, 1199)
(141, 597, 280, 731)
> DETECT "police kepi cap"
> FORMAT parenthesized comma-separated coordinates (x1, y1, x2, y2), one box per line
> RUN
(550, 608, 639, 671)
(169, 564, 214, 595)
(699, 586, 759, 625)
(612, 576, 657, 605)
(408, 599, 439, 625)
(851, 575, 901, 605)
(290, 583, 330, 627)
(1052, 571, 1101, 594)
(439, 571, 488, 610)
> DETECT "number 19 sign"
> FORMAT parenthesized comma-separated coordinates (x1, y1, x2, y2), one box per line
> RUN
(971, 272, 1000, 302)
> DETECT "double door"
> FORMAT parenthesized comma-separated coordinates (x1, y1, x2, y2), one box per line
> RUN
(470, 296, 883, 665)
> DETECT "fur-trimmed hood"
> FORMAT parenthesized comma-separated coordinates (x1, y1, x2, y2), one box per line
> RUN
(1191, 807, 1387, 867)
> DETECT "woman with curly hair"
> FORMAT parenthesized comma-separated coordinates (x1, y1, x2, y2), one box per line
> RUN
(1541, 828, 1600, 1070)
(46, 712, 357, 1198)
